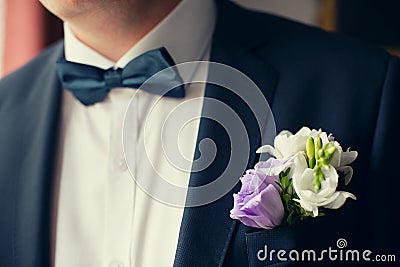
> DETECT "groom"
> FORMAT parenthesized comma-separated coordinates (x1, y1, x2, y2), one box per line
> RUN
(0, 0, 399, 266)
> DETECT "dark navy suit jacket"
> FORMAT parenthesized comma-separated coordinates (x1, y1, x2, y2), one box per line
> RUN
(1, 1, 399, 266)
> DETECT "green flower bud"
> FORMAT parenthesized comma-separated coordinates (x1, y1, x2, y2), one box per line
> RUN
(313, 177, 321, 192)
(322, 142, 336, 164)
(313, 168, 325, 192)
(314, 136, 322, 150)
(306, 137, 315, 158)
(322, 164, 330, 171)
(306, 137, 315, 168)
(324, 142, 336, 157)
(314, 137, 322, 160)
(309, 157, 316, 169)
(313, 165, 320, 173)
(318, 171, 325, 181)
(317, 149, 324, 159)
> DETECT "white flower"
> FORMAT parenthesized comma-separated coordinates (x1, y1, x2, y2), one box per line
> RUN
(257, 127, 358, 184)
(329, 143, 358, 185)
(257, 127, 316, 159)
(291, 154, 356, 217)
(319, 134, 358, 185)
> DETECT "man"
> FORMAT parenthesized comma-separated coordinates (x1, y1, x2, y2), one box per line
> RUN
(0, 0, 399, 266)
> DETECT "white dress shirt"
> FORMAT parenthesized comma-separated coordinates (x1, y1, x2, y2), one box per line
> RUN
(53, 1, 216, 266)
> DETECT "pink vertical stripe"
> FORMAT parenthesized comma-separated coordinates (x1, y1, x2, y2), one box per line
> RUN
(2, 0, 44, 76)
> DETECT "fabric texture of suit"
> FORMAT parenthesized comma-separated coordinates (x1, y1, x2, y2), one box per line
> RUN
(1, 1, 399, 266)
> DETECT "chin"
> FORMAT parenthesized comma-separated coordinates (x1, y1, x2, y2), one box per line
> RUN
(39, 0, 101, 20)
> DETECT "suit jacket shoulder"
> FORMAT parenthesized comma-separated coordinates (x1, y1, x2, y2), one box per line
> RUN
(216, 0, 391, 65)
(0, 41, 63, 112)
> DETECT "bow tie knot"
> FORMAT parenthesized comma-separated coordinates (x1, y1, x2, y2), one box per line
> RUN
(56, 47, 185, 105)
(104, 68, 124, 89)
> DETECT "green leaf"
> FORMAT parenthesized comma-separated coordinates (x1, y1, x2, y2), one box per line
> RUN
(282, 193, 291, 202)
(275, 181, 284, 191)
(281, 175, 288, 189)
(286, 210, 295, 225)
(283, 167, 291, 177)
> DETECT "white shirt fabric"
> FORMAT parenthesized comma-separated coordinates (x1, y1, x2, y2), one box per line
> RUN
(53, 1, 216, 266)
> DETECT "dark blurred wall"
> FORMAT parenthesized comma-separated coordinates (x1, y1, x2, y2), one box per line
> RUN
(2, 0, 399, 77)
(337, 0, 400, 47)
(43, 10, 63, 47)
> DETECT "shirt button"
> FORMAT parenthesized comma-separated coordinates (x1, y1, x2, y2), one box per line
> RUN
(109, 261, 124, 267)
(118, 159, 128, 171)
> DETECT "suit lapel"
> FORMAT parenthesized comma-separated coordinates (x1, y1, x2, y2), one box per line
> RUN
(12, 43, 63, 267)
(174, 2, 278, 266)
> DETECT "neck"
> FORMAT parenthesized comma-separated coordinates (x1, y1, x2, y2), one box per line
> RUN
(67, 0, 181, 62)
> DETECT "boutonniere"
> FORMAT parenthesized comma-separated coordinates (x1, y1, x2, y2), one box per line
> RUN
(230, 127, 357, 229)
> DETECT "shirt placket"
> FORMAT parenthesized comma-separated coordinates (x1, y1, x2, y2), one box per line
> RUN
(104, 89, 136, 267)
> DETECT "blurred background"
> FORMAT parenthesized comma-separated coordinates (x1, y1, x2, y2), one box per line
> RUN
(0, 0, 399, 77)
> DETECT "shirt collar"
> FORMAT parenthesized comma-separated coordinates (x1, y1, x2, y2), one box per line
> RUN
(64, 0, 216, 70)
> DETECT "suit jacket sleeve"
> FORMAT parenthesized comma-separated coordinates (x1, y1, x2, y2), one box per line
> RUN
(368, 55, 400, 250)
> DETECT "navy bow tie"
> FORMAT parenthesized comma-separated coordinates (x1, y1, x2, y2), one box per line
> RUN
(56, 47, 185, 105)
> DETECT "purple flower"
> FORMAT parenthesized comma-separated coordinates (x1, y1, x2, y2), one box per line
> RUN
(230, 158, 285, 229)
